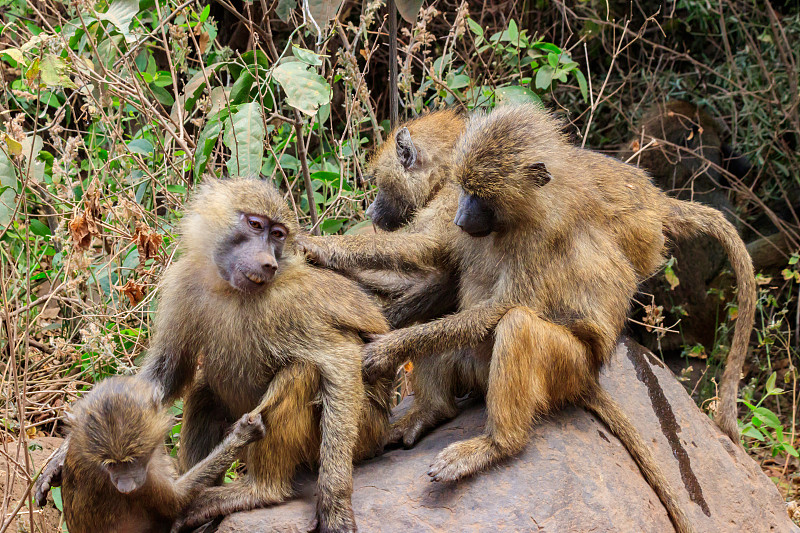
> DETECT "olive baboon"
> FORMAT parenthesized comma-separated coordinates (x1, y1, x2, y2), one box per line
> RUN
(626, 101, 752, 353)
(302, 109, 466, 329)
(310, 104, 758, 533)
(61, 376, 266, 533)
(37, 178, 393, 533)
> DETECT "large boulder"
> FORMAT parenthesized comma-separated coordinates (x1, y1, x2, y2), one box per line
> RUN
(219, 338, 797, 532)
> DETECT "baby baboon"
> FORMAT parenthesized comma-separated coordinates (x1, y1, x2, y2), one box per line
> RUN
(37, 178, 393, 533)
(301, 109, 466, 328)
(61, 376, 266, 533)
(626, 101, 752, 353)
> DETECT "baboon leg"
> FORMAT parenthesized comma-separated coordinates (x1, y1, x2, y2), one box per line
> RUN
(428, 307, 591, 482)
(174, 372, 319, 531)
(179, 378, 232, 474)
(389, 351, 460, 448)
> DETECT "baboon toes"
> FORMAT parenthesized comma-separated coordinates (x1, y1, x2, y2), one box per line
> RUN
(388, 413, 433, 448)
(427, 436, 498, 482)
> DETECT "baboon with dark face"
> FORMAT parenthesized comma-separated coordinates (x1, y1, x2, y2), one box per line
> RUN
(36, 178, 393, 533)
(626, 101, 752, 354)
(308, 104, 758, 533)
(303, 109, 466, 329)
(61, 376, 266, 533)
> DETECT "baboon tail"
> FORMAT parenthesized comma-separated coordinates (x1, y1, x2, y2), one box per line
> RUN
(583, 385, 695, 533)
(663, 198, 756, 444)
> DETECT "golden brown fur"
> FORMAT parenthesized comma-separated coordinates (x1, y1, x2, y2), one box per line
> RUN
(35, 178, 393, 533)
(311, 104, 756, 533)
(62, 376, 265, 533)
(300, 110, 466, 329)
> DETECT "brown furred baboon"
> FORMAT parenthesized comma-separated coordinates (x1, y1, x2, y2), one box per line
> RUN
(308, 104, 757, 533)
(301, 109, 466, 329)
(61, 376, 266, 533)
(37, 178, 393, 533)
(626, 101, 752, 354)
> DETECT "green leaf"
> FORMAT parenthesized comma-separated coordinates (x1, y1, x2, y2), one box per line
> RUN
(292, 45, 324, 66)
(0, 148, 19, 228)
(535, 65, 555, 90)
(506, 20, 519, 43)
(784, 443, 799, 458)
(534, 42, 562, 55)
(29, 218, 51, 237)
(229, 70, 254, 104)
(198, 4, 211, 23)
(664, 264, 680, 290)
(150, 84, 174, 106)
(320, 218, 345, 234)
(789, 254, 799, 265)
(752, 406, 782, 430)
(574, 70, 588, 102)
(741, 425, 766, 442)
(495, 85, 542, 107)
(466, 18, 483, 37)
(447, 73, 471, 90)
(2, 48, 24, 65)
(194, 111, 228, 180)
(766, 371, 778, 395)
(127, 139, 154, 155)
(306, 0, 344, 32)
(51, 486, 64, 512)
(40, 55, 76, 88)
(276, 0, 297, 22)
(395, 0, 424, 23)
(223, 102, 265, 177)
(273, 61, 332, 116)
(96, 0, 140, 43)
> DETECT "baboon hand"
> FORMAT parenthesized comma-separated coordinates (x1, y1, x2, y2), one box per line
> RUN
(297, 235, 333, 267)
(34, 441, 67, 507)
(232, 412, 267, 444)
(362, 333, 399, 382)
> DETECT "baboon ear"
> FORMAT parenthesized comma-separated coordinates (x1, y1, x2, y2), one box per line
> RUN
(395, 127, 417, 169)
(525, 162, 552, 187)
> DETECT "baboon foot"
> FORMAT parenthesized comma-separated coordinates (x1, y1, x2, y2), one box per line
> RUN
(389, 405, 456, 448)
(427, 435, 501, 482)
(311, 505, 357, 533)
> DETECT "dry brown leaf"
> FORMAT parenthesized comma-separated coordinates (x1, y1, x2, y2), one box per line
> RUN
(117, 279, 146, 305)
(68, 212, 92, 249)
(198, 32, 210, 53)
(132, 221, 162, 264)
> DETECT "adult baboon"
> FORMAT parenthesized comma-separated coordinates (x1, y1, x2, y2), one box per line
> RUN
(61, 376, 265, 533)
(37, 178, 393, 533)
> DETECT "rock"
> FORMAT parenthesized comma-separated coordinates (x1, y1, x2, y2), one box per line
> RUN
(218, 338, 798, 533)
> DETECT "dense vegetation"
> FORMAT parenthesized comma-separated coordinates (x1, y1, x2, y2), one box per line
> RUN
(1, 0, 798, 529)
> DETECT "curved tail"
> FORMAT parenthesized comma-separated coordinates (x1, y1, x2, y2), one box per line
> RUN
(583, 385, 695, 533)
(663, 199, 756, 443)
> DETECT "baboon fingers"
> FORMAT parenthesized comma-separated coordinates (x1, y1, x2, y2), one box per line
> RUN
(427, 436, 501, 482)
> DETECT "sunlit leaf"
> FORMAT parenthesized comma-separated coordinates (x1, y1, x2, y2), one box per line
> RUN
(223, 102, 265, 177)
(0, 147, 19, 228)
(273, 61, 332, 116)
(127, 139, 154, 155)
(96, 0, 140, 43)
(40, 55, 77, 88)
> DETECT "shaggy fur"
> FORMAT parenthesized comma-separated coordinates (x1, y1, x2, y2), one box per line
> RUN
(62, 376, 265, 533)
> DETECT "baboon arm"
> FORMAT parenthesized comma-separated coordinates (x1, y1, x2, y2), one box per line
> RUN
(167, 414, 265, 511)
(363, 304, 512, 377)
(139, 342, 198, 404)
(300, 233, 443, 271)
(314, 351, 362, 530)
(33, 436, 69, 507)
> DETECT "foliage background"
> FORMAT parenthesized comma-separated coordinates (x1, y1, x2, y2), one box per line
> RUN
(0, 0, 799, 530)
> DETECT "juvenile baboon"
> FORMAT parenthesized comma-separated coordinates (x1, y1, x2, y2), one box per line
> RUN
(37, 178, 393, 533)
(302, 109, 466, 329)
(626, 101, 752, 353)
(61, 376, 266, 533)
(310, 104, 757, 533)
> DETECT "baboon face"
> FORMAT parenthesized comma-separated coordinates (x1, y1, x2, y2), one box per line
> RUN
(104, 455, 151, 494)
(366, 127, 422, 231)
(454, 191, 495, 237)
(213, 213, 288, 292)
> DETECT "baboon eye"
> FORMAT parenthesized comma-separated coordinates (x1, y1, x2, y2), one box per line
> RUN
(248, 218, 264, 231)
(270, 226, 287, 240)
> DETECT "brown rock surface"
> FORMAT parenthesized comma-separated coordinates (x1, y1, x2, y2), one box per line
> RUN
(218, 338, 798, 533)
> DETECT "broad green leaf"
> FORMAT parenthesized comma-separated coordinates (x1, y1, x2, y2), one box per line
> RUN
(345, 219, 374, 235)
(1, 48, 24, 65)
(396, 0, 423, 23)
(127, 139, 154, 155)
(276, 0, 297, 22)
(229, 70, 254, 104)
(320, 218, 345, 234)
(273, 61, 332, 116)
(0, 147, 18, 228)
(40, 55, 76, 88)
(96, 0, 140, 43)
(495, 85, 542, 107)
(535, 65, 555, 90)
(447, 73, 471, 90)
(751, 406, 782, 429)
(784, 443, 799, 458)
(292, 45, 324, 66)
(29, 219, 51, 237)
(506, 19, 519, 43)
(306, 0, 343, 32)
(741, 425, 766, 442)
(223, 102, 265, 177)
(194, 110, 229, 180)
(466, 18, 483, 37)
